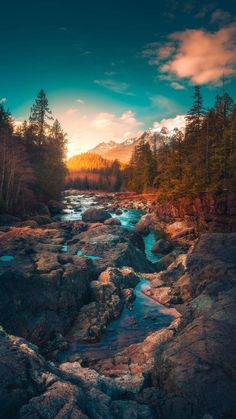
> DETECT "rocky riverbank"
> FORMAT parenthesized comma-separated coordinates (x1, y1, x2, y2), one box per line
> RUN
(0, 191, 235, 418)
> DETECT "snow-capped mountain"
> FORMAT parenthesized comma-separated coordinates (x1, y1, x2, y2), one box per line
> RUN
(89, 128, 174, 163)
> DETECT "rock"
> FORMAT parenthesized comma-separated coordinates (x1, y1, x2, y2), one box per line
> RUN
(115, 209, 123, 215)
(82, 208, 112, 223)
(0, 214, 20, 226)
(152, 191, 236, 233)
(166, 221, 195, 240)
(0, 225, 93, 348)
(31, 215, 52, 225)
(110, 400, 156, 418)
(152, 233, 236, 419)
(76, 224, 154, 273)
(104, 217, 122, 226)
(135, 217, 150, 236)
(151, 238, 172, 255)
(17, 220, 39, 228)
(34, 203, 50, 216)
(48, 200, 63, 215)
(66, 267, 139, 343)
(145, 286, 173, 305)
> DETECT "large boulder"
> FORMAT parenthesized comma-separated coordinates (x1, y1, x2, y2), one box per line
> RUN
(82, 208, 112, 223)
(152, 233, 236, 419)
(104, 217, 122, 226)
(0, 226, 93, 349)
(75, 224, 154, 273)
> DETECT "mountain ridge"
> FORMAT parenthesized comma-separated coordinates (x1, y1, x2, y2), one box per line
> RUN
(89, 128, 173, 163)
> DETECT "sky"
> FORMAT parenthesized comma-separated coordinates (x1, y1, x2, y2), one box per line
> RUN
(0, 0, 236, 156)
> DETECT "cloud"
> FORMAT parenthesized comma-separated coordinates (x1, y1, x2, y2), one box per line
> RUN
(211, 9, 231, 24)
(91, 110, 143, 133)
(170, 81, 186, 90)
(104, 71, 117, 76)
(94, 79, 134, 95)
(65, 108, 78, 116)
(153, 114, 186, 132)
(150, 95, 181, 116)
(145, 25, 236, 85)
(0, 98, 6, 104)
(56, 108, 144, 156)
(76, 99, 85, 104)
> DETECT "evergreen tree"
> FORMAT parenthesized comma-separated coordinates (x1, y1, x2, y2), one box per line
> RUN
(128, 140, 156, 193)
(29, 89, 53, 145)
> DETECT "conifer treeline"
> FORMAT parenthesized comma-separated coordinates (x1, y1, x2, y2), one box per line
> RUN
(0, 90, 67, 214)
(125, 87, 236, 197)
(66, 153, 122, 191)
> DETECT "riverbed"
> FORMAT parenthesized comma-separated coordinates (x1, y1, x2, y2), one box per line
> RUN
(59, 192, 175, 365)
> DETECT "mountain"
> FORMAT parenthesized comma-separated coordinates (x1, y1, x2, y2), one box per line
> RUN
(89, 128, 173, 163)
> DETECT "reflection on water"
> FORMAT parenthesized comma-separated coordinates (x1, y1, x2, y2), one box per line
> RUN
(59, 279, 174, 363)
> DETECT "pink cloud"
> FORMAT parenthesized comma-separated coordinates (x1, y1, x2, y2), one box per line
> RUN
(152, 25, 236, 85)
(65, 108, 78, 116)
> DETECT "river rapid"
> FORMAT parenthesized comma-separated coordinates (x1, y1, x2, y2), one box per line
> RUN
(59, 191, 175, 365)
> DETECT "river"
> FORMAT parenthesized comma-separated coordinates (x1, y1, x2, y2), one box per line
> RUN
(59, 192, 175, 364)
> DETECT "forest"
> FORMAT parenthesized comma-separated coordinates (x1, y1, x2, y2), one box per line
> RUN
(66, 153, 123, 191)
(1, 87, 236, 216)
(125, 87, 236, 197)
(0, 90, 67, 214)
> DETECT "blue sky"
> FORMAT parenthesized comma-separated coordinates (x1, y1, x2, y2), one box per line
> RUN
(0, 0, 236, 155)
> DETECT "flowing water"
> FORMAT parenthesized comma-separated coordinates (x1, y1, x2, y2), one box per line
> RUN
(60, 278, 173, 363)
(59, 192, 175, 363)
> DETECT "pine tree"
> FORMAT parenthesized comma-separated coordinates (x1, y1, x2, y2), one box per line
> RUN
(29, 89, 53, 145)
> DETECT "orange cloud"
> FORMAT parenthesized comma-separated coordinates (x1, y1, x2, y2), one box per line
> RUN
(56, 109, 144, 156)
(161, 25, 236, 84)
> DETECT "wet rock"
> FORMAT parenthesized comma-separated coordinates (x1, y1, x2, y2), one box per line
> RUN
(82, 208, 112, 223)
(115, 209, 123, 215)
